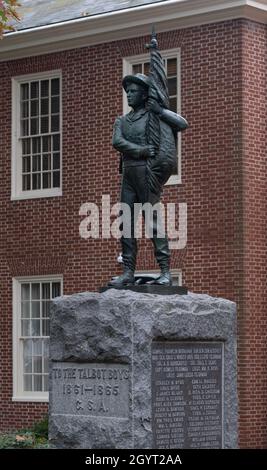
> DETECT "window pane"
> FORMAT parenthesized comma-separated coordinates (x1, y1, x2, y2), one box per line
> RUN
(51, 78, 59, 95)
(53, 153, 60, 170)
(32, 301, 40, 318)
(22, 156, 31, 173)
(24, 375, 32, 391)
(144, 62, 150, 75)
(30, 99, 39, 117)
(43, 154, 51, 171)
(22, 174, 31, 191)
(21, 319, 30, 336)
(43, 339, 49, 357)
(51, 96, 59, 114)
(42, 283, 50, 300)
(41, 116, 49, 134)
(41, 80, 49, 97)
(41, 98, 49, 115)
(53, 134, 60, 151)
(21, 101, 29, 118)
(43, 375, 48, 391)
(43, 172, 51, 189)
(167, 58, 177, 76)
(31, 320, 40, 336)
(21, 301, 30, 318)
(30, 118, 39, 135)
(32, 283, 40, 299)
(132, 64, 142, 74)
(51, 115, 59, 132)
(171, 162, 178, 176)
(43, 362, 48, 378)
(33, 356, 42, 373)
(42, 300, 51, 317)
(172, 276, 180, 286)
(43, 345, 49, 373)
(22, 139, 31, 155)
(42, 136, 51, 152)
(21, 83, 29, 100)
(167, 77, 177, 96)
(32, 155, 41, 172)
(24, 358, 32, 374)
(33, 339, 42, 355)
(169, 97, 177, 112)
(32, 173, 41, 190)
(30, 81, 39, 99)
(42, 319, 50, 336)
(32, 137, 41, 154)
(21, 284, 30, 300)
(21, 119, 29, 137)
(24, 338, 32, 356)
(23, 340, 32, 373)
(33, 375, 42, 391)
(53, 171, 60, 188)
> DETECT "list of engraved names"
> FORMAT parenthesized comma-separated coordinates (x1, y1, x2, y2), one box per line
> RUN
(152, 342, 224, 449)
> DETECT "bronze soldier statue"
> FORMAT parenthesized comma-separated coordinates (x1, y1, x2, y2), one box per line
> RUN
(109, 33, 188, 287)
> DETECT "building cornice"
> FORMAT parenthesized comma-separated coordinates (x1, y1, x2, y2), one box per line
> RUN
(1, 0, 267, 61)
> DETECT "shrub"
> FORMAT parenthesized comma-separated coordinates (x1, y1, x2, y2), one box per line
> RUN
(0, 431, 34, 449)
(0, 415, 49, 449)
(31, 415, 48, 439)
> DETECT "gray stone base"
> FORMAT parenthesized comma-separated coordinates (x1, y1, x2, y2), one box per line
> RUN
(49, 289, 238, 449)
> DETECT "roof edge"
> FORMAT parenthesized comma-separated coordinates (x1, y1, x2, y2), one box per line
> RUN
(1, 0, 267, 61)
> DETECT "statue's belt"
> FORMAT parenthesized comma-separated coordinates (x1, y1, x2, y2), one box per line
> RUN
(122, 160, 147, 167)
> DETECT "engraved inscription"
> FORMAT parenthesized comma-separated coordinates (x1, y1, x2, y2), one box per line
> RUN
(50, 363, 130, 418)
(152, 342, 223, 449)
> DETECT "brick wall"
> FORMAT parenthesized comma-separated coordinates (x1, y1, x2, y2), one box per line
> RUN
(238, 20, 267, 448)
(0, 19, 266, 447)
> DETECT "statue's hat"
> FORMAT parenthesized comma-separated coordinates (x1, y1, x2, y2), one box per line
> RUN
(122, 73, 150, 91)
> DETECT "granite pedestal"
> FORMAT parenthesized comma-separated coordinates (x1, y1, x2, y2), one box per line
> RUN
(49, 289, 238, 449)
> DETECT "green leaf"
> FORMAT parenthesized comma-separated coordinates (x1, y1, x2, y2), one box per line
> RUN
(0, 13, 8, 21)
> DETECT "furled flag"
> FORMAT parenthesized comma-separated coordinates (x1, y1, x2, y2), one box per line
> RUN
(146, 27, 170, 194)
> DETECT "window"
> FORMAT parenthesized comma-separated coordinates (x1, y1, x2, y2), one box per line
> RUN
(12, 71, 62, 200)
(123, 49, 182, 184)
(13, 276, 62, 401)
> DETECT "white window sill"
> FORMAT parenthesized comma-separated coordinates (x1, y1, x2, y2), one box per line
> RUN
(12, 395, 49, 403)
(11, 188, 62, 201)
(165, 175, 182, 186)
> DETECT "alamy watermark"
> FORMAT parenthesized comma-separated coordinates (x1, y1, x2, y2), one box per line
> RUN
(79, 195, 187, 250)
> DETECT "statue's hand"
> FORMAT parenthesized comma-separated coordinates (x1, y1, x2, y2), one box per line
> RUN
(142, 145, 156, 158)
(147, 97, 163, 116)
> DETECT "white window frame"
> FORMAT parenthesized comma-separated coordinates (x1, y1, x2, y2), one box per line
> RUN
(135, 269, 182, 286)
(11, 70, 62, 200)
(12, 275, 63, 402)
(123, 48, 182, 185)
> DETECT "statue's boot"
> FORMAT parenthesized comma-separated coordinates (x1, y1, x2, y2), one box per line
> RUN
(108, 270, 135, 287)
(152, 236, 172, 286)
(153, 269, 172, 286)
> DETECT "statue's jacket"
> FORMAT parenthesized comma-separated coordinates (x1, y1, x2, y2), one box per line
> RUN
(113, 107, 188, 187)
(113, 108, 174, 160)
